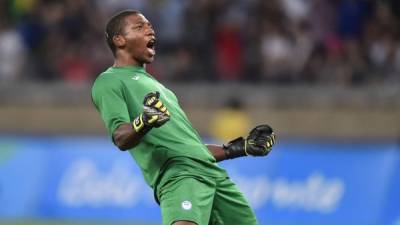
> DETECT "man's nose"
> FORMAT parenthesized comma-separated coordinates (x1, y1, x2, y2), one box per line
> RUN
(147, 28, 155, 36)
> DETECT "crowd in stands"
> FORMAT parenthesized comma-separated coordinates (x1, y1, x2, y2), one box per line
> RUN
(0, 0, 399, 86)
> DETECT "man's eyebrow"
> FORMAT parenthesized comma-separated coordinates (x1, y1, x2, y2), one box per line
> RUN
(133, 21, 146, 26)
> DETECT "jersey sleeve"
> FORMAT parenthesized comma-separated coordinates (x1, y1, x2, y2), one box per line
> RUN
(91, 76, 130, 140)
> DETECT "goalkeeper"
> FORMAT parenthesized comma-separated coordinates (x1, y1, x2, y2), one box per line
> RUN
(91, 10, 276, 225)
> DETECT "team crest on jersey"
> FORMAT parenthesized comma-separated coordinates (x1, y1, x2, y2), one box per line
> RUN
(181, 200, 192, 210)
(131, 75, 140, 80)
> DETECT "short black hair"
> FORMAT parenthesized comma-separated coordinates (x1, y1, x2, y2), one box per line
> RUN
(105, 10, 140, 56)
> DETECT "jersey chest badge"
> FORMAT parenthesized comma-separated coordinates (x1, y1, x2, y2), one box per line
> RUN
(181, 200, 192, 210)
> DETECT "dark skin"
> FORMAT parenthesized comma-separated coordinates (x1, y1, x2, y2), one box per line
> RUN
(114, 123, 226, 161)
(111, 14, 226, 225)
(172, 221, 197, 225)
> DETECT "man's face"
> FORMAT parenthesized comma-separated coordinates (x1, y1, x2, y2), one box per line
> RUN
(119, 14, 156, 64)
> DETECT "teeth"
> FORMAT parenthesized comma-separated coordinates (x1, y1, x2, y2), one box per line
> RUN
(148, 48, 155, 56)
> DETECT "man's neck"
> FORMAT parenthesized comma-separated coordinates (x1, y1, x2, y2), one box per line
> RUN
(114, 52, 144, 68)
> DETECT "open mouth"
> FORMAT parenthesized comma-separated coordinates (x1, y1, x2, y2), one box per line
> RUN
(146, 38, 156, 56)
(147, 39, 156, 49)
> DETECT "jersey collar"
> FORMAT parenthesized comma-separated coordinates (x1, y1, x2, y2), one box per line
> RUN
(110, 65, 146, 72)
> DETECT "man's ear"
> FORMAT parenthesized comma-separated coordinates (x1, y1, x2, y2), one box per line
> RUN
(113, 35, 126, 48)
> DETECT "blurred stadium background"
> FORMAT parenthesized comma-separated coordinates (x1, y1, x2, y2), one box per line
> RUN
(0, 0, 399, 225)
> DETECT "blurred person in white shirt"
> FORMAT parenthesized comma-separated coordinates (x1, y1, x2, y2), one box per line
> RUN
(0, 19, 27, 82)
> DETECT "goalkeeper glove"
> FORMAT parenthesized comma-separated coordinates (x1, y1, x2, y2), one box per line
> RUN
(223, 124, 276, 159)
(132, 91, 170, 133)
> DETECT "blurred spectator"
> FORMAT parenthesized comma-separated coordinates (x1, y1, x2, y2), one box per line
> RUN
(61, 0, 92, 42)
(342, 39, 368, 85)
(308, 0, 336, 44)
(9, 0, 36, 22)
(0, 0, 399, 86)
(96, 0, 145, 13)
(391, 43, 400, 83)
(290, 21, 314, 82)
(214, 5, 245, 81)
(56, 43, 94, 83)
(0, 17, 27, 82)
(261, 20, 293, 83)
(336, 0, 371, 39)
(280, 0, 311, 25)
(142, 0, 187, 51)
(363, 2, 398, 83)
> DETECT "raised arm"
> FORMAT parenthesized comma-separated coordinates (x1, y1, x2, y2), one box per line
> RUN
(206, 144, 227, 162)
(113, 123, 148, 150)
(207, 124, 276, 162)
(114, 91, 170, 150)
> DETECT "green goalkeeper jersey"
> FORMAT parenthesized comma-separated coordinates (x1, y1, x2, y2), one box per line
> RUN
(91, 66, 227, 189)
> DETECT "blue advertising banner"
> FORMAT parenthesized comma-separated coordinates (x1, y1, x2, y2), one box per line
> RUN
(41, 137, 160, 222)
(220, 140, 400, 225)
(0, 136, 399, 225)
(0, 138, 49, 218)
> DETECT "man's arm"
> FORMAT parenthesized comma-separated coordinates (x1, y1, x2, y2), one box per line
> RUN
(113, 123, 149, 150)
(208, 124, 276, 162)
(206, 144, 227, 162)
(114, 91, 170, 151)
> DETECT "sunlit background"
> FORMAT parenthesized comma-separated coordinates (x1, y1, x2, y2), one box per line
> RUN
(0, 0, 399, 225)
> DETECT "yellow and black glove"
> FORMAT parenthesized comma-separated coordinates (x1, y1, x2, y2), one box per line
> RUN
(132, 91, 170, 133)
(223, 124, 276, 159)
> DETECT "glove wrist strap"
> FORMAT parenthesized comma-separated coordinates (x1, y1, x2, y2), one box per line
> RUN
(223, 137, 247, 159)
(132, 114, 152, 134)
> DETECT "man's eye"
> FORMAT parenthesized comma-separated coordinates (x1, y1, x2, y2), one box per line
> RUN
(135, 25, 143, 30)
